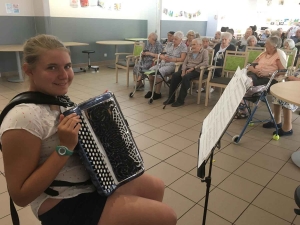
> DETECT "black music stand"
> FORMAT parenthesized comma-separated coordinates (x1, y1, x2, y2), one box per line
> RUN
(196, 67, 248, 225)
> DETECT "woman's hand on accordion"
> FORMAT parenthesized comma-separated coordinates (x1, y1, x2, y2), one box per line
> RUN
(57, 113, 81, 150)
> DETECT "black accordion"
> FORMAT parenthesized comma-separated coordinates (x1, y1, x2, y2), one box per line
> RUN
(63, 92, 144, 196)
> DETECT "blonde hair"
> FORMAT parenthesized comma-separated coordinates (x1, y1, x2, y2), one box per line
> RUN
(23, 34, 69, 69)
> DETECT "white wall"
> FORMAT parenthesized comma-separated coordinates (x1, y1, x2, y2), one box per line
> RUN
(0, 0, 34, 16)
(33, 0, 50, 17)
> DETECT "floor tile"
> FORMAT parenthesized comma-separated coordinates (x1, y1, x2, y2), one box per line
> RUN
(252, 188, 296, 222)
(213, 152, 244, 173)
(267, 174, 300, 199)
(165, 152, 197, 172)
(0, 206, 40, 225)
(199, 188, 249, 223)
(235, 205, 291, 225)
(144, 143, 178, 160)
(125, 117, 140, 126)
(234, 162, 275, 186)
(218, 174, 263, 202)
(140, 152, 161, 170)
(146, 162, 185, 186)
(158, 112, 182, 122)
(173, 117, 199, 128)
(233, 135, 267, 151)
(247, 152, 286, 173)
(134, 135, 158, 151)
(143, 117, 170, 128)
(245, 129, 274, 143)
(259, 143, 295, 162)
(278, 163, 300, 182)
(177, 204, 231, 225)
(182, 143, 198, 158)
(127, 112, 154, 122)
(121, 108, 140, 117)
(269, 138, 300, 152)
(189, 165, 231, 186)
(177, 129, 200, 142)
(162, 187, 194, 218)
(143, 107, 169, 117)
(160, 123, 188, 134)
(0, 159, 4, 175)
(169, 174, 209, 202)
(129, 122, 155, 134)
(0, 192, 22, 219)
(0, 175, 7, 194)
(143, 129, 174, 142)
(162, 135, 194, 150)
(221, 144, 256, 161)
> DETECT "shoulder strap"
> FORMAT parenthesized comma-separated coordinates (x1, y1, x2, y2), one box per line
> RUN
(0, 91, 75, 225)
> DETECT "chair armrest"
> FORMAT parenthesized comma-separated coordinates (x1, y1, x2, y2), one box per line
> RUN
(115, 53, 131, 56)
(125, 55, 135, 59)
(175, 62, 183, 66)
(207, 66, 222, 71)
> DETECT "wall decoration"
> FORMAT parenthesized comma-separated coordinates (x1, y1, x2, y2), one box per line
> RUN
(5, 3, 19, 14)
(70, 0, 79, 7)
(80, 0, 89, 7)
(162, 8, 201, 19)
(279, 0, 284, 5)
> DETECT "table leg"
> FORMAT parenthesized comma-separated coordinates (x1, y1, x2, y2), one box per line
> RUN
(7, 52, 24, 83)
(67, 46, 85, 73)
(107, 45, 117, 69)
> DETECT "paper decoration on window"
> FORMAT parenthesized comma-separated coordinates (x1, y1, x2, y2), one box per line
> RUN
(114, 3, 121, 11)
(80, 0, 89, 7)
(267, 0, 272, 6)
(162, 8, 201, 19)
(98, 1, 105, 8)
(279, 0, 284, 5)
(70, 0, 79, 7)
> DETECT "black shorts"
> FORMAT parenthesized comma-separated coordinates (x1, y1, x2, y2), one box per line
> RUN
(38, 191, 107, 225)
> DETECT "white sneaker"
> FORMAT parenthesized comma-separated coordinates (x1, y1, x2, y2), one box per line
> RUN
(201, 88, 205, 92)
(210, 88, 215, 93)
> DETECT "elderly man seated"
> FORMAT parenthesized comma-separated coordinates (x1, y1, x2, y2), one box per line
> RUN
(145, 31, 187, 100)
(163, 38, 209, 107)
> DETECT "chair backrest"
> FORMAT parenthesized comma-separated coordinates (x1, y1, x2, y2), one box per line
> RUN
(133, 42, 144, 57)
(245, 46, 265, 64)
(207, 49, 215, 66)
(222, 51, 249, 76)
(283, 49, 297, 68)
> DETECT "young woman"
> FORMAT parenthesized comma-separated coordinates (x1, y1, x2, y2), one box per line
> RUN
(0, 34, 177, 225)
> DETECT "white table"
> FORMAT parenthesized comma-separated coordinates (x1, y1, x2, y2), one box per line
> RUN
(125, 38, 148, 42)
(271, 81, 300, 168)
(0, 45, 24, 82)
(96, 41, 135, 69)
(0, 42, 89, 83)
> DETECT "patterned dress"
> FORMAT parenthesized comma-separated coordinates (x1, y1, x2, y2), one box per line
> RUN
(133, 41, 163, 76)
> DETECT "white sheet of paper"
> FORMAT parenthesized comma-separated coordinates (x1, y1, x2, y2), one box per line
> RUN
(197, 67, 247, 168)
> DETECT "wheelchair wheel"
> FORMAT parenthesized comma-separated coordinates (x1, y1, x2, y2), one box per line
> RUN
(148, 98, 153, 104)
(272, 134, 280, 141)
(232, 135, 240, 144)
(129, 92, 134, 98)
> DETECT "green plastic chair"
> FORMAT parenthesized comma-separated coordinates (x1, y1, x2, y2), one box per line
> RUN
(245, 46, 265, 64)
(115, 42, 144, 87)
(205, 50, 249, 106)
(283, 49, 297, 68)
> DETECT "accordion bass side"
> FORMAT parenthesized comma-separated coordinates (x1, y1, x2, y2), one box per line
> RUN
(63, 92, 144, 196)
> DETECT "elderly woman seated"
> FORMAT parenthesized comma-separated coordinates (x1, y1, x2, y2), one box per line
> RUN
(145, 31, 188, 100)
(202, 37, 212, 50)
(238, 28, 253, 50)
(209, 31, 221, 47)
(282, 38, 297, 51)
(163, 38, 209, 107)
(240, 35, 260, 51)
(260, 29, 271, 41)
(134, 32, 163, 90)
(236, 36, 286, 119)
(185, 30, 196, 48)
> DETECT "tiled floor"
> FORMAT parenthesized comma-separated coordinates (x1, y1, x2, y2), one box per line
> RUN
(0, 67, 300, 224)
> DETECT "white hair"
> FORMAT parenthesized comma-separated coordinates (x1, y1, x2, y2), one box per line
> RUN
(174, 31, 184, 40)
(193, 38, 202, 45)
(149, 32, 158, 41)
(186, 30, 196, 36)
(283, 38, 295, 49)
(247, 35, 257, 45)
(221, 32, 232, 40)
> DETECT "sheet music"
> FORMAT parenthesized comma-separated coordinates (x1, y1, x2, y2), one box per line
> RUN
(198, 67, 247, 168)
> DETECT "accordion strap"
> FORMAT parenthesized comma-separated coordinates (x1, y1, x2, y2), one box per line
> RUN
(0, 91, 75, 225)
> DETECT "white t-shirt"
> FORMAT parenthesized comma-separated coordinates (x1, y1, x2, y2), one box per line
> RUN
(0, 104, 95, 218)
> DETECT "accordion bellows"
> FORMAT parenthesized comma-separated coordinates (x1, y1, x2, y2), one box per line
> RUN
(63, 92, 144, 196)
